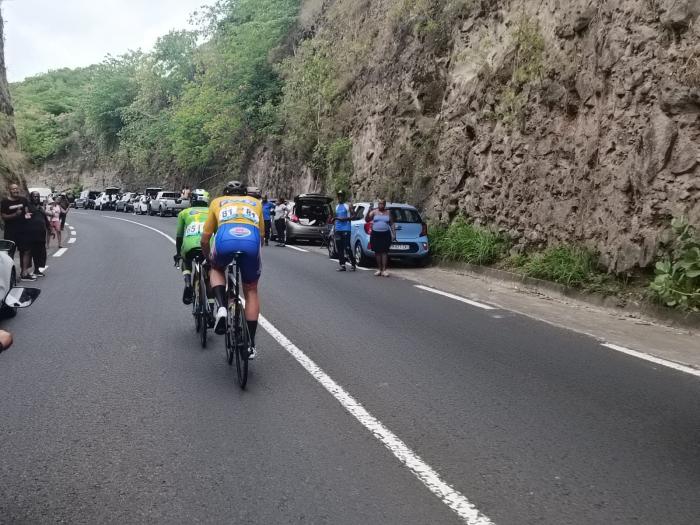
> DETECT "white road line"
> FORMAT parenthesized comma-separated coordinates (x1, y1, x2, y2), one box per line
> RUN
(68, 238, 76, 244)
(70, 230, 76, 236)
(285, 245, 308, 253)
(258, 317, 493, 525)
(53, 248, 68, 257)
(106, 214, 494, 525)
(415, 285, 496, 311)
(602, 343, 700, 378)
(356, 266, 373, 271)
(68, 226, 75, 231)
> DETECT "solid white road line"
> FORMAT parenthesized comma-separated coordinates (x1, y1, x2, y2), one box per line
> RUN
(106, 214, 494, 525)
(285, 245, 308, 253)
(602, 343, 700, 378)
(68, 238, 76, 244)
(415, 285, 496, 311)
(53, 248, 68, 257)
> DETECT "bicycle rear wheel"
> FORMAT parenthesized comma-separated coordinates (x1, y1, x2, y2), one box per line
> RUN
(233, 300, 249, 389)
(198, 273, 207, 348)
(193, 273, 202, 334)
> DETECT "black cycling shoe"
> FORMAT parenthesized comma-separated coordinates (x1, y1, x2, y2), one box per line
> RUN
(182, 286, 193, 305)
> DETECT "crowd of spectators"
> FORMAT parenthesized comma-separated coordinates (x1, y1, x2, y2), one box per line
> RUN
(0, 184, 70, 281)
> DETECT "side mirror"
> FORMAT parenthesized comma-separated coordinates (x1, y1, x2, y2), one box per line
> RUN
(0, 239, 17, 259)
(5, 287, 41, 308)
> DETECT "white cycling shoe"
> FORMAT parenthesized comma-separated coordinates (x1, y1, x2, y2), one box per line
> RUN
(248, 346, 257, 360)
(214, 307, 227, 335)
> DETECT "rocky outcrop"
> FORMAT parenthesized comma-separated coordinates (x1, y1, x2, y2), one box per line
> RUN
(250, 0, 700, 273)
(0, 9, 25, 195)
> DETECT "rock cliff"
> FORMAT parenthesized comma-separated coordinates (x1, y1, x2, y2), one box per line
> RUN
(247, 0, 700, 272)
(0, 9, 25, 194)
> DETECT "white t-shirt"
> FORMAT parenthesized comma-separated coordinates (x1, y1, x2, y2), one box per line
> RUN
(275, 203, 290, 220)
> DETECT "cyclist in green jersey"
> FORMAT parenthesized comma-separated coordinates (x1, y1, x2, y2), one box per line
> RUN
(174, 189, 210, 305)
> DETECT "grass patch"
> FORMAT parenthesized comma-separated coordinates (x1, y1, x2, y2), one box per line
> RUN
(429, 218, 510, 265)
(516, 246, 598, 287)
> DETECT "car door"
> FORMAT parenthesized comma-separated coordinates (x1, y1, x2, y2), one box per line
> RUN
(350, 204, 367, 249)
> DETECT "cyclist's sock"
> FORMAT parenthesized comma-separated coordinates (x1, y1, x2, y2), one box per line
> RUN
(213, 285, 226, 308)
(247, 320, 258, 346)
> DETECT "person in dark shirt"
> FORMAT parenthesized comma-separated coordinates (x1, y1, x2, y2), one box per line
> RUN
(1, 183, 32, 280)
(26, 192, 50, 277)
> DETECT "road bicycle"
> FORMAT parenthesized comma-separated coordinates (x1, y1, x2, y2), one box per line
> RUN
(191, 251, 213, 348)
(224, 251, 251, 389)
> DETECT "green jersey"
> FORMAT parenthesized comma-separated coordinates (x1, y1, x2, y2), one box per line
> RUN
(176, 207, 209, 257)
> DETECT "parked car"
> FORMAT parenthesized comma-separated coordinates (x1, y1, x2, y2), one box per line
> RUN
(94, 187, 121, 211)
(286, 194, 332, 244)
(115, 192, 137, 212)
(125, 193, 141, 213)
(74, 195, 86, 209)
(133, 195, 149, 215)
(80, 190, 101, 209)
(349, 202, 430, 267)
(0, 240, 18, 318)
(27, 187, 52, 205)
(149, 191, 189, 217)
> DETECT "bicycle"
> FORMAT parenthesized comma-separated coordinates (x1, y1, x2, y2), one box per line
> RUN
(224, 251, 251, 389)
(191, 251, 213, 348)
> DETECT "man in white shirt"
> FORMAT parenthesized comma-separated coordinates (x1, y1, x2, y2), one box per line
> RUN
(274, 198, 290, 246)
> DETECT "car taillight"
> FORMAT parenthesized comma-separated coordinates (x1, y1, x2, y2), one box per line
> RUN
(364, 222, 372, 235)
(421, 223, 428, 237)
(290, 214, 299, 223)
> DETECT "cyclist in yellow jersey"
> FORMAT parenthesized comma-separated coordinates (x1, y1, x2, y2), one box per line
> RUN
(201, 181, 264, 358)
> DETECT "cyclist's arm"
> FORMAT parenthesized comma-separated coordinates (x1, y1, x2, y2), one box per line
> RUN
(175, 211, 186, 255)
(201, 208, 217, 259)
(258, 205, 265, 246)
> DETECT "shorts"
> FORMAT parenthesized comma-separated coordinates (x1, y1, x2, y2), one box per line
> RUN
(370, 230, 392, 254)
(211, 223, 261, 284)
(181, 248, 204, 274)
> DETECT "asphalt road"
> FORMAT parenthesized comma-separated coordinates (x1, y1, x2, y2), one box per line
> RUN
(0, 210, 698, 524)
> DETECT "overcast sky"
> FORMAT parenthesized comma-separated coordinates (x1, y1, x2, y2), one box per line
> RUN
(2, 0, 216, 82)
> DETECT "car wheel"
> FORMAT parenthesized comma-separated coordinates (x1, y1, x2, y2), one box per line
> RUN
(1, 269, 18, 319)
(158, 207, 164, 217)
(355, 241, 370, 266)
(148, 206, 154, 216)
(327, 235, 337, 259)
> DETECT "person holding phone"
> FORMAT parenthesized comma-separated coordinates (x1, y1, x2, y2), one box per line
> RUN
(1, 184, 33, 280)
(334, 190, 356, 271)
(366, 199, 394, 277)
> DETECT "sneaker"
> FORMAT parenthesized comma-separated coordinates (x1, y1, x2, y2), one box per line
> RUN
(248, 346, 257, 360)
(182, 286, 193, 305)
(382, 271, 390, 277)
(32, 271, 45, 278)
(20, 274, 37, 282)
(337, 265, 346, 272)
(350, 265, 357, 272)
(214, 307, 227, 335)
(374, 270, 382, 276)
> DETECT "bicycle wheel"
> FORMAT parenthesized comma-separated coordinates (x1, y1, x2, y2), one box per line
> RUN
(233, 300, 249, 389)
(225, 304, 234, 365)
(198, 275, 207, 348)
(193, 275, 202, 334)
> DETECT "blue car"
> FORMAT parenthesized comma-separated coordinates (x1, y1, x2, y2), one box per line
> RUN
(348, 202, 430, 267)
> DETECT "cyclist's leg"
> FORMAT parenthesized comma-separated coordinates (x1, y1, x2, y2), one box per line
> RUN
(181, 251, 194, 304)
(209, 235, 233, 334)
(237, 230, 262, 353)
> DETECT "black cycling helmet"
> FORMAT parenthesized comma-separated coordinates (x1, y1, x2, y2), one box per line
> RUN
(224, 180, 246, 196)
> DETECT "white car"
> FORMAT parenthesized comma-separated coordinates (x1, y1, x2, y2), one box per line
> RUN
(0, 240, 18, 318)
(133, 195, 150, 215)
(149, 191, 189, 217)
(94, 187, 121, 211)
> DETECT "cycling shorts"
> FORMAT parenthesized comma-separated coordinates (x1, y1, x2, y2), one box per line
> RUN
(211, 223, 261, 284)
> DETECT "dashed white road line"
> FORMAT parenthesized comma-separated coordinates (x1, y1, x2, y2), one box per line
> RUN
(103, 213, 494, 525)
(415, 285, 496, 311)
(53, 248, 68, 258)
(68, 238, 76, 244)
(285, 245, 308, 253)
(68, 225, 75, 231)
(602, 343, 700, 378)
(70, 230, 76, 236)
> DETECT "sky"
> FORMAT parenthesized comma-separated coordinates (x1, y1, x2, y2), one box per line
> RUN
(2, 0, 216, 82)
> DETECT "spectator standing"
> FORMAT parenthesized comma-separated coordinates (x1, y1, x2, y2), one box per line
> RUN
(181, 185, 192, 201)
(1, 184, 32, 280)
(334, 190, 356, 272)
(26, 192, 49, 277)
(274, 198, 290, 247)
(366, 199, 394, 277)
(58, 194, 69, 231)
(47, 200, 62, 249)
(262, 196, 275, 246)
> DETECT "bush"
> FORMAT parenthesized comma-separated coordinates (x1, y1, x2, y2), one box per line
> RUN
(429, 218, 509, 265)
(650, 217, 700, 311)
(519, 246, 598, 287)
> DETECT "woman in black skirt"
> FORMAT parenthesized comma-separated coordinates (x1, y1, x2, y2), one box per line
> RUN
(366, 199, 395, 277)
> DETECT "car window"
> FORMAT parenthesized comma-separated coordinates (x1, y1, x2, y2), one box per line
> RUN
(389, 208, 422, 223)
(161, 192, 179, 199)
(352, 206, 365, 219)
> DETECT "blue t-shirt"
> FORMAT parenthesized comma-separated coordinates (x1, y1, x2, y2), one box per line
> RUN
(335, 203, 351, 232)
(263, 202, 275, 221)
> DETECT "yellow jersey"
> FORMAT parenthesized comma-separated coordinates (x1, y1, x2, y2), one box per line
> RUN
(203, 195, 265, 238)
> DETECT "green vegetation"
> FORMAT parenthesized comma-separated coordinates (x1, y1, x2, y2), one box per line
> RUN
(12, 0, 301, 179)
(429, 218, 510, 265)
(650, 217, 700, 311)
(517, 246, 598, 287)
